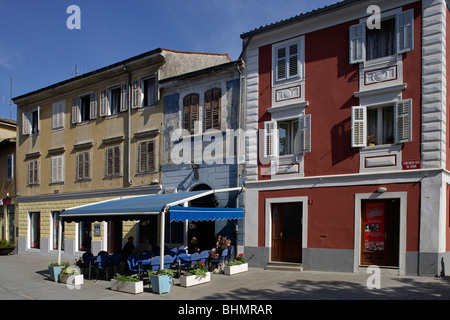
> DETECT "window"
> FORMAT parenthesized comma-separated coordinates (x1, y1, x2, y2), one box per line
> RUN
(52, 101, 65, 130)
(7, 154, 13, 180)
(138, 140, 156, 174)
(72, 93, 97, 124)
(51, 211, 64, 251)
(29, 212, 40, 249)
(183, 94, 199, 134)
(351, 99, 412, 147)
(105, 145, 121, 177)
(22, 108, 40, 135)
(78, 221, 91, 251)
(349, 9, 413, 64)
(204, 89, 221, 131)
(264, 114, 311, 157)
(100, 84, 128, 116)
(273, 37, 304, 85)
(131, 76, 157, 109)
(28, 159, 39, 185)
(76, 151, 90, 180)
(278, 120, 299, 156)
(51, 155, 64, 183)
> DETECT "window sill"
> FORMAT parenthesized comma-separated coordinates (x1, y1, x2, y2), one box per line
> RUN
(76, 178, 92, 183)
(104, 175, 123, 180)
(49, 181, 64, 185)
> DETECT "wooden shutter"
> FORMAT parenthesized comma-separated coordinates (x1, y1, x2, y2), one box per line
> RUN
(120, 83, 128, 112)
(204, 89, 221, 131)
(51, 156, 63, 182)
(113, 146, 121, 175)
(100, 90, 108, 116)
(106, 147, 113, 177)
(77, 153, 84, 180)
(90, 92, 97, 119)
(22, 111, 31, 135)
(147, 141, 155, 172)
(204, 91, 212, 131)
(395, 99, 412, 143)
(84, 152, 90, 179)
(264, 121, 276, 157)
(28, 160, 34, 184)
(276, 47, 287, 81)
(190, 94, 199, 134)
(288, 44, 299, 78)
(132, 80, 141, 108)
(183, 94, 199, 134)
(397, 9, 414, 54)
(351, 106, 367, 147)
(139, 142, 147, 173)
(349, 23, 365, 64)
(72, 98, 80, 124)
(299, 114, 311, 153)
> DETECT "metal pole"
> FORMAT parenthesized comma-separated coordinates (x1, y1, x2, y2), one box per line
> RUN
(57, 218, 63, 265)
(160, 207, 166, 270)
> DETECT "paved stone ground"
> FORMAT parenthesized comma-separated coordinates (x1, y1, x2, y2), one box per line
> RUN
(1, 254, 449, 302)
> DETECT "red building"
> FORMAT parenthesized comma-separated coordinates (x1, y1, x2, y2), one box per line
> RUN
(241, 0, 450, 276)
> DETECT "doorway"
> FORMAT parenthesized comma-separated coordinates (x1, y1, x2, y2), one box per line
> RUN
(107, 220, 123, 253)
(271, 202, 302, 263)
(361, 199, 400, 267)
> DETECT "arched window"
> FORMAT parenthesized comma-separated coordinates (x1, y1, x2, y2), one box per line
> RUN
(204, 88, 221, 131)
(183, 93, 199, 134)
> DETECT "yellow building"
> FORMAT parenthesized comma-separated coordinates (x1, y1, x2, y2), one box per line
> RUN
(0, 118, 17, 246)
(12, 48, 231, 259)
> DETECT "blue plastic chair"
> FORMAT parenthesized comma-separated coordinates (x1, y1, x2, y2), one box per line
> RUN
(199, 250, 210, 264)
(127, 254, 142, 279)
(82, 252, 94, 280)
(177, 253, 191, 276)
(93, 254, 110, 280)
(209, 249, 228, 270)
(168, 247, 178, 257)
(110, 252, 122, 274)
(150, 256, 161, 271)
(139, 251, 152, 260)
(189, 252, 200, 267)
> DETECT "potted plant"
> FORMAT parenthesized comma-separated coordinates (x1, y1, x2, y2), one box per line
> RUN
(0, 240, 15, 255)
(111, 275, 144, 294)
(224, 253, 248, 275)
(48, 262, 70, 282)
(180, 261, 211, 287)
(59, 265, 84, 286)
(367, 135, 377, 146)
(149, 269, 174, 294)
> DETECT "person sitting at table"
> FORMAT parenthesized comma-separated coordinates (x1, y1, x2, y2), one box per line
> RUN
(210, 237, 228, 273)
(121, 236, 135, 261)
(188, 236, 200, 254)
(132, 237, 152, 256)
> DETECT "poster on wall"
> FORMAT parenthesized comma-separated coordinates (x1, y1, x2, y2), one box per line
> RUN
(364, 202, 385, 251)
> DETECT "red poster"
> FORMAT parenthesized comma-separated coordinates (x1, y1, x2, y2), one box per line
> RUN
(364, 202, 385, 251)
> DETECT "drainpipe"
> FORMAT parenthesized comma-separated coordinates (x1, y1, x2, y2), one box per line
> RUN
(123, 64, 132, 186)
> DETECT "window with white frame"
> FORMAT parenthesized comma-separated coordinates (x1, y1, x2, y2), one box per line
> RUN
(131, 76, 157, 109)
(76, 150, 90, 181)
(22, 108, 40, 136)
(349, 9, 413, 64)
(51, 155, 64, 183)
(52, 101, 65, 130)
(273, 37, 304, 85)
(72, 93, 97, 124)
(351, 99, 411, 148)
(28, 158, 39, 185)
(105, 145, 121, 177)
(264, 114, 311, 158)
(100, 84, 128, 116)
(137, 140, 156, 174)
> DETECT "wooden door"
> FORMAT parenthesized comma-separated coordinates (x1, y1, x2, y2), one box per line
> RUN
(271, 203, 302, 263)
(361, 199, 399, 267)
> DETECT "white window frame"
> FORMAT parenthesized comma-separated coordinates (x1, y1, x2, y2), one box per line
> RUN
(51, 155, 64, 183)
(349, 8, 414, 65)
(131, 74, 158, 109)
(52, 100, 65, 130)
(72, 92, 97, 124)
(272, 36, 305, 85)
(76, 150, 91, 181)
(351, 99, 412, 148)
(27, 158, 39, 186)
(22, 107, 40, 136)
(105, 145, 122, 178)
(137, 139, 157, 174)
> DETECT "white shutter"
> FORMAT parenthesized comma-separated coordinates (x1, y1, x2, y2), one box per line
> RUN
(22, 111, 31, 135)
(120, 83, 128, 112)
(72, 98, 80, 124)
(395, 99, 412, 143)
(36, 106, 40, 133)
(90, 92, 97, 119)
(351, 106, 367, 147)
(397, 9, 414, 54)
(132, 80, 141, 108)
(264, 121, 276, 157)
(349, 23, 365, 64)
(51, 157, 57, 183)
(58, 156, 63, 182)
(299, 114, 311, 153)
(100, 90, 108, 116)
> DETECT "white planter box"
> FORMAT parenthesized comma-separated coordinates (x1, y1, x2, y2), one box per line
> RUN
(180, 272, 211, 287)
(110, 279, 144, 294)
(224, 263, 248, 275)
(59, 274, 84, 286)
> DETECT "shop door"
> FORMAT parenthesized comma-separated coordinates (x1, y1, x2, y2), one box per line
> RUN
(361, 199, 400, 267)
(271, 203, 302, 263)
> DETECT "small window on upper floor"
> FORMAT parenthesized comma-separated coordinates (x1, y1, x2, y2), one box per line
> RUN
(22, 108, 40, 136)
(349, 9, 413, 64)
(131, 76, 158, 109)
(204, 88, 221, 131)
(273, 37, 305, 85)
(72, 93, 97, 124)
(183, 93, 199, 134)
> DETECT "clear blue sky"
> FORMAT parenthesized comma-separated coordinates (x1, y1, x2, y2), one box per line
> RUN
(0, 0, 337, 121)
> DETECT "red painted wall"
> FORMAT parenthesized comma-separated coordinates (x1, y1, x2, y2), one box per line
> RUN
(258, 182, 420, 252)
(257, 2, 423, 178)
